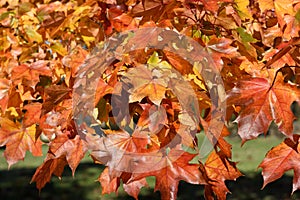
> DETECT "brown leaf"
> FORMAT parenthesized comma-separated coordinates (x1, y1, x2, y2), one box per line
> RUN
(163, 51, 193, 75)
(31, 156, 68, 191)
(264, 44, 296, 72)
(42, 85, 71, 114)
(206, 37, 238, 71)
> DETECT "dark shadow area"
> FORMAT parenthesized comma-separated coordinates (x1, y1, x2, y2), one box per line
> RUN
(1, 165, 300, 200)
(0, 163, 103, 200)
(227, 172, 300, 200)
(176, 172, 300, 200)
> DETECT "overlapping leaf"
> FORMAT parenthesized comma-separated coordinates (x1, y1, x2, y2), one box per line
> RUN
(1, 0, 300, 199)
(31, 134, 87, 189)
(132, 149, 207, 200)
(204, 151, 242, 200)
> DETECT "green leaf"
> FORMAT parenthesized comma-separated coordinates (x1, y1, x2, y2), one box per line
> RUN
(18, 2, 34, 15)
(296, 9, 300, 22)
(147, 51, 161, 66)
(24, 26, 43, 43)
(0, 12, 14, 21)
(236, 27, 258, 43)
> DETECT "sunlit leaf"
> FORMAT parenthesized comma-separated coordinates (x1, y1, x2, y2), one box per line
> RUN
(0, 118, 42, 168)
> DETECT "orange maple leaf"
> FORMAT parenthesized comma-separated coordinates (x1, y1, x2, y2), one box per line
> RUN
(227, 74, 300, 142)
(132, 149, 207, 200)
(0, 117, 43, 168)
(259, 134, 300, 194)
(204, 151, 242, 200)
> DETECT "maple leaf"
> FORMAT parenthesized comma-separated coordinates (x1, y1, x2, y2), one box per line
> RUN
(123, 65, 168, 105)
(98, 166, 148, 199)
(94, 68, 118, 106)
(123, 178, 148, 200)
(91, 130, 160, 173)
(259, 134, 300, 194)
(42, 84, 71, 115)
(98, 167, 120, 195)
(0, 78, 10, 112)
(137, 103, 168, 134)
(3, 0, 300, 198)
(31, 133, 87, 190)
(258, 0, 295, 28)
(206, 37, 238, 71)
(227, 74, 300, 142)
(23, 103, 42, 127)
(187, 0, 233, 13)
(6, 87, 22, 112)
(11, 61, 52, 87)
(163, 50, 193, 75)
(31, 156, 68, 190)
(62, 46, 88, 78)
(234, 0, 252, 20)
(92, 130, 205, 199)
(48, 133, 87, 175)
(132, 149, 207, 200)
(220, 57, 251, 90)
(0, 117, 42, 168)
(204, 151, 242, 200)
(263, 46, 296, 72)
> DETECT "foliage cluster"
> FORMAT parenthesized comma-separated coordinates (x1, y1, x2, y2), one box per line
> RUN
(0, 0, 300, 199)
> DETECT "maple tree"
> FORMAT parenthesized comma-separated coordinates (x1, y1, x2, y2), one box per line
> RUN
(0, 0, 300, 199)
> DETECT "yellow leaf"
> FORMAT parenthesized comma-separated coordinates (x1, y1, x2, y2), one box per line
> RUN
(234, 0, 252, 20)
(24, 26, 43, 43)
(51, 42, 68, 56)
(258, 0, 273, 12)
(6, 107, 19, 117)
(82, 35, 95, 47)
(274, 0, 294, 16)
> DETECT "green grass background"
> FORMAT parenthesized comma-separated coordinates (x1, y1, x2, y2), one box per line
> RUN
(1, 134, 300, 199)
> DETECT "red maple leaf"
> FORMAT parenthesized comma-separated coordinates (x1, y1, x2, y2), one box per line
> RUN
(227, 74, 300, 142)
(98, 167, 148, 200)
(132, 148, 207, 200)
(259, 134, 300, 194)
